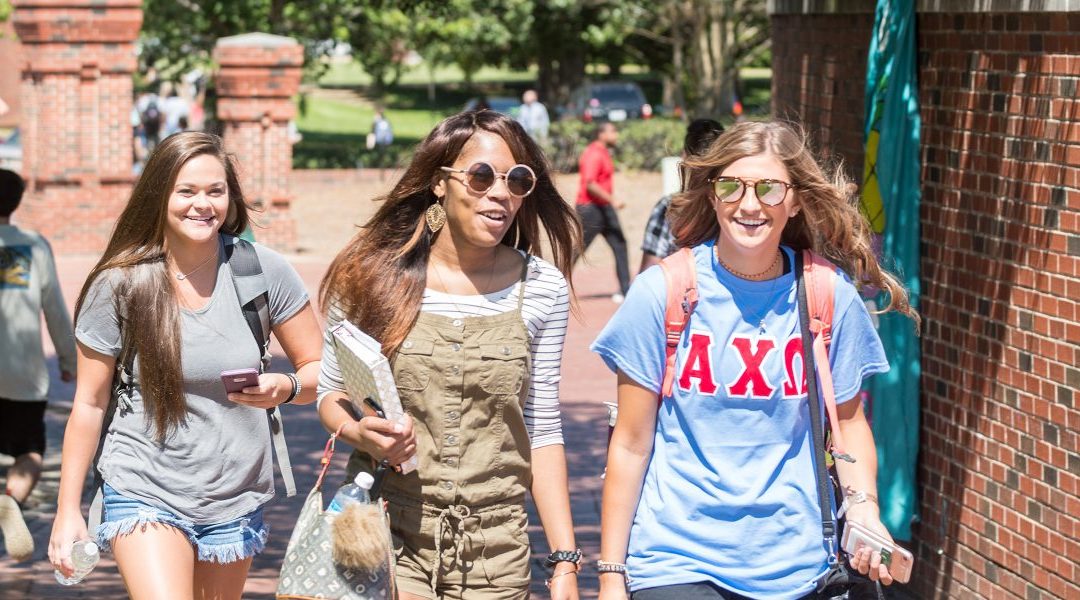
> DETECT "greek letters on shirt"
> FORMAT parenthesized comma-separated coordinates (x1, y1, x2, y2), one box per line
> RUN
(676, 331, 809, 400)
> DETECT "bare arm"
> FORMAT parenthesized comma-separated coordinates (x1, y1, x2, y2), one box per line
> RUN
(598, 371, 658, 598)
(39, 242, 77, 376)
(587, 182, 622, 208)
(228, 303, 322, 408)
(530, 444, 579, 599)
(48, 343, 115, 574)
(271, 303, 322, 405)
(833, 397, 894, 585)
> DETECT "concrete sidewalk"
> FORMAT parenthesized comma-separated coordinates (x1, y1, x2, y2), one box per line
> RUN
(0, 255, 622, 599)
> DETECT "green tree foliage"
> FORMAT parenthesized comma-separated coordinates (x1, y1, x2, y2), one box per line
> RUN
(139, 0, 351, 78)
(617, 0, 770, 117)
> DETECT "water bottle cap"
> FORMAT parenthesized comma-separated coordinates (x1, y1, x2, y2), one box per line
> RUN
(81, 541, 99, 556)
(354, 472, 375, 490)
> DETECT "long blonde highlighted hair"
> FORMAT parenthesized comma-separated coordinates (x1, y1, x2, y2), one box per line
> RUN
(670, 120, 919, 326)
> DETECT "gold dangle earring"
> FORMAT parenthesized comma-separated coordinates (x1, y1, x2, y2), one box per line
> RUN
(425, 197, 447, 233)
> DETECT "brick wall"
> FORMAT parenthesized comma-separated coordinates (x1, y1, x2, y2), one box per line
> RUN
(11, 0, 141, 254)
(772, 8, 1079, 600)
(771, 12, 873, 181)
(0, 20, 22, 128)
(213, 34, 304, 252)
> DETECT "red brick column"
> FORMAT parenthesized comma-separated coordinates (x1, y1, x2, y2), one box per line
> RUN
(213, 33, 302, 252)
(12, 0, 142, 254)
(0, 20, 23, 129)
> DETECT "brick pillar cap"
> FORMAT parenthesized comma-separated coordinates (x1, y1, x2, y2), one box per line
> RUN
(216, 32, 301, 48)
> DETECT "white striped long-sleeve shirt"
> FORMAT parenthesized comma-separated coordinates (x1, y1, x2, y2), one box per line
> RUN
(317, 253, 569, 448)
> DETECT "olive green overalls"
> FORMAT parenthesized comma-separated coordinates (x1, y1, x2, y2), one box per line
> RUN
(347, 259, 534, 600)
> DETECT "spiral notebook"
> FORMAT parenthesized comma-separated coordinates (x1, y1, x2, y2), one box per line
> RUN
(330, 320, 418, 474)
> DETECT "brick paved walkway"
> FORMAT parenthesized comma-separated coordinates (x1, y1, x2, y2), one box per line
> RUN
(0, 253, 622, 599)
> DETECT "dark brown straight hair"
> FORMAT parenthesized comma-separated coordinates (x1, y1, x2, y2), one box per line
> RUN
(670, 120, 919, 327)
(75, 132, 249, 441)
(320, 110, 582, 356)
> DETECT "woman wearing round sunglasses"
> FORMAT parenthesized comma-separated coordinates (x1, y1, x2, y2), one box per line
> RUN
(317, 110, 583, 600)
(592, 121, 919, 599)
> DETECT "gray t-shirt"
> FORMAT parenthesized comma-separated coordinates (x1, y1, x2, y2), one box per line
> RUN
(76, 236, 309, 524)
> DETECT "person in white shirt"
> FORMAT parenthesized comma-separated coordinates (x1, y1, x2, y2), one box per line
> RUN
(0, 169, 77, 562)
(517, 89, 550, 142)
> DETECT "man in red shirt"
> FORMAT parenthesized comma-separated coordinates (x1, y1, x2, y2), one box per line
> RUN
(576, 122, 629, 301)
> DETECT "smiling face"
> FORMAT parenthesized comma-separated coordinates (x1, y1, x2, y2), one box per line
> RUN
(433, 131, 526, 249)
(164, 153, 230, 248)
(713, 152, 800, 263)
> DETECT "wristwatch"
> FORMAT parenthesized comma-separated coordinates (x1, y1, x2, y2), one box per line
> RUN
(545, 549, 582, 568)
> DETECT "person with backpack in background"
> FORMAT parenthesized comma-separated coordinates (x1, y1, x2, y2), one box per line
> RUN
(47, 132, 322, 599)
(639, 119, 724, 273)
(0, 169, 77, 562)
(591, 121, 919, 599)
(136, 90, 163, 153)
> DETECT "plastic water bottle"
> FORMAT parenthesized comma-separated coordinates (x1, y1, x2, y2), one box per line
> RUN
(327, 472, 375, 514)
(54, 539, 99, 585)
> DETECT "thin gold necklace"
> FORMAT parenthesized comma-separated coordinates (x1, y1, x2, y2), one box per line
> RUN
(171, 249, 218, 281)
(429, 249, 500, 314)
(715, 245, 781, 281)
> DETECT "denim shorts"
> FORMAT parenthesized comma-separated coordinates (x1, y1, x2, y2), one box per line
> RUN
(96, 483, 268, 564)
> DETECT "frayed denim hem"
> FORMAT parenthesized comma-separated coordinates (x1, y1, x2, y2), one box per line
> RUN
(96, 511, 197, 553)
(196, 521, 269, 564)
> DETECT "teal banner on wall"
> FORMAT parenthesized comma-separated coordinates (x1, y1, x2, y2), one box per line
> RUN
(860, 0, 922, 541)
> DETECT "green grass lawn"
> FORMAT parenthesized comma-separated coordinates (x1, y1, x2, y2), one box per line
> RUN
(316, 60, 539, 88)
(294, 63, 772, 169)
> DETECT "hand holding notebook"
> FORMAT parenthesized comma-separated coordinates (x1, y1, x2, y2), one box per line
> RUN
(331, 320, 418, 474)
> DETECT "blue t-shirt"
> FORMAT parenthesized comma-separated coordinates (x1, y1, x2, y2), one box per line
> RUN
(590, 240, 888, 599)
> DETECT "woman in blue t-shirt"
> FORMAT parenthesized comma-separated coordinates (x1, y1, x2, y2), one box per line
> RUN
(592, 121, 919, 600)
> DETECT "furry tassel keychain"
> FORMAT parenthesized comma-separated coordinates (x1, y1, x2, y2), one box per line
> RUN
(331, 458, 393, 571)
(331, 502, 391, 571)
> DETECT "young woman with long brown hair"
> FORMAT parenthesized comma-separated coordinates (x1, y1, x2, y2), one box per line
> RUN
(317, 110, 583, 599)
(47, 132, 322, 599)
(592, 121, 919, 599)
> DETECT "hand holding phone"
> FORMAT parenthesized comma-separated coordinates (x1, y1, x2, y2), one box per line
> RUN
(221, 368, 260, 394)
(841, 520, 914, 584)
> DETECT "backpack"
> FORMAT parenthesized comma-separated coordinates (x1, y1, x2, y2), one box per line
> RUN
(657, 247, 853, 461)
(86, 237, 296, 532)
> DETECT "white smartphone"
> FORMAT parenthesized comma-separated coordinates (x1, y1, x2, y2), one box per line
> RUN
(841, 521, 914, 584)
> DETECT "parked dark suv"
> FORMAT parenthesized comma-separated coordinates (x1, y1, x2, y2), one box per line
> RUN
(562, 81, 652, 123)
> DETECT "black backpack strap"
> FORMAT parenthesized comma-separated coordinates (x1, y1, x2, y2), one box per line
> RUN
(797, 251, 839, 565)
(223, 237, 296, 497)
(223, 237, 272, 370)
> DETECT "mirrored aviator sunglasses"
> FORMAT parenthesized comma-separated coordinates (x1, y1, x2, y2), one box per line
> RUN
(441, 161, 537, 198)
(709, 176, 793, 207)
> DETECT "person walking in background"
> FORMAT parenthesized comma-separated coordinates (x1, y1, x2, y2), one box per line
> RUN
(160, 82, 190, 139)
(592, 121, 918, 599)
(0, 169, 77, 562)
(318, 110, 583, 600)
(368, 108, 394, 177)
(136, 89, 163, 153)
(639, 119, 724, 273)
(47, 133, 323, 599)
(518, 89, 550, 142)
(577, 122, 630, 302)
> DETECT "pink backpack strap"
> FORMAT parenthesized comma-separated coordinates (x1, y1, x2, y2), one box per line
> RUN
(802, 250, 853, 463)
(659, 248, 698, 401)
